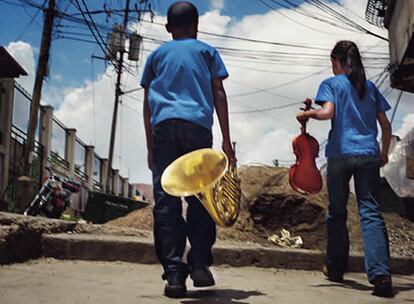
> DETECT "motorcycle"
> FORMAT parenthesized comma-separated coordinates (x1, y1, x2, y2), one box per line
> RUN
(23, 167, 81, 219)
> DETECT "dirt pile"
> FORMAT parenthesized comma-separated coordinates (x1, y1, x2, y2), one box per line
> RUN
(106, 166, 343, 249)
(229, 165, 360, 250)
(0, 212, 77, 264)
(107, 165, 414, 255)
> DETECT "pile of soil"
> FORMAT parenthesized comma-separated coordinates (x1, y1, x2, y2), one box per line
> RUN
(107, 165, 414, 256)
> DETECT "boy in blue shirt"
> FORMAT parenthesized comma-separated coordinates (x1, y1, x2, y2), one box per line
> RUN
(140, 1, 235, 298)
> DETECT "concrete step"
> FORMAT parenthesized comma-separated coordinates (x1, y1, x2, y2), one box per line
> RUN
(41, 233, 414, 275)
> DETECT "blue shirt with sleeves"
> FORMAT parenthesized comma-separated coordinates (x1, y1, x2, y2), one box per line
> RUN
(315, 74, 391, 158)
(140, 38, 228, 130)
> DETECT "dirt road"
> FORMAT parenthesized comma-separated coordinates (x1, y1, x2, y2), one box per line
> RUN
(1, 259, 413, 304)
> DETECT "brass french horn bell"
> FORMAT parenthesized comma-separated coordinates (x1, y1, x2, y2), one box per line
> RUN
(161, 148, 241, 227)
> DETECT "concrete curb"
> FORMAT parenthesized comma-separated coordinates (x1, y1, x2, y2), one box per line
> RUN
(42, 233, 414, 275)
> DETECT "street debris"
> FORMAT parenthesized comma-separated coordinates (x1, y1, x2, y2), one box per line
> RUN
(268, 229, 303, 249)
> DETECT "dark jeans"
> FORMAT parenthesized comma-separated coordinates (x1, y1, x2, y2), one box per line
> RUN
(151, 119, 216, 278)
(326, 156, 390, 283)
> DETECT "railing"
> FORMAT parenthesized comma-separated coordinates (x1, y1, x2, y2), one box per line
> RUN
(9, 81, 131, 197)
(6, 125, 43, 210)
(92, 152, 102, 187)
(13, 84, 39, 137)
(93, 180, 103, 192)
(51, 117, 68, 171)
(74, 138, 87, 181)
(118, 175, 123, 195)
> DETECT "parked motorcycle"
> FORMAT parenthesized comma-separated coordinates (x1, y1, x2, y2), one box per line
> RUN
(23, 167, 81, 219)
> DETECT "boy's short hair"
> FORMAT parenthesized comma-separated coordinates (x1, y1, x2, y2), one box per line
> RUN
(167, 1, 199, 28)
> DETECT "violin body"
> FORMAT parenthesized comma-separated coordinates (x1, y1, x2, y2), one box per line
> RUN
(289, 99, 322, 195)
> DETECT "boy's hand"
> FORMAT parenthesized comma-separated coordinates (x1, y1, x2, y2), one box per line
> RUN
(222, 140, 237, 166)
(147, 150, 153, 171)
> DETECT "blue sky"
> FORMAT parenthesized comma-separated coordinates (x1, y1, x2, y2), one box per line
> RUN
(1, 0, 413, 183)
(0, 0, 334, 88)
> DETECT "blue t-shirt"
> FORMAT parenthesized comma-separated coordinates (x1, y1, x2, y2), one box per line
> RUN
(315, 74, 391, 158)
(140, 38, 228, 130)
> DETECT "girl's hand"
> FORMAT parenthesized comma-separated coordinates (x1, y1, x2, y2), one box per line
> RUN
(296, 111, 309, 123)
(380, 152, 389, 167)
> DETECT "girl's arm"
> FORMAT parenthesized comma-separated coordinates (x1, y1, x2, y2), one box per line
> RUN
(296, 99, 334, 122)
(377, 111, 392, 167)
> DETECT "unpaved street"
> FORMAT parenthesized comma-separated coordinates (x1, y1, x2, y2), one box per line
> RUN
(1, 259, 413, 304)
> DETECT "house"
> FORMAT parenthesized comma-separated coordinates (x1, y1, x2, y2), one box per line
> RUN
(0, 47, 27, 207)
(366, 0, 414, 93)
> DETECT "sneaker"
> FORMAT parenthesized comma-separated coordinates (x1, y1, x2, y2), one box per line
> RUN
(190, 266, 215, 287)
(322, 265, 344, 283)
(164, 272, 187, 298)
(372, 275, 393, 298)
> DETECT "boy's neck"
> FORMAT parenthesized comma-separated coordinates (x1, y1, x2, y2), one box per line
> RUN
(172, 33, 197, 40)
(170, 26, 198, 40)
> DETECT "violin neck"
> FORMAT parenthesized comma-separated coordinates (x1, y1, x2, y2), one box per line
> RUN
(301, 121, 307, 134)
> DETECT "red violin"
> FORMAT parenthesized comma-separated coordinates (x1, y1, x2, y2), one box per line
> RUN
(289, 99, 322, 195)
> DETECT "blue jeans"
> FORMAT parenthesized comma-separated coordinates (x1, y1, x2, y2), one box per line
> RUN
(326, 156, 390, 283)
(151, 119, 216, 279)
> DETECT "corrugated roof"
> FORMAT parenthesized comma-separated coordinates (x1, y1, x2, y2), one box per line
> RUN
(0, 46, 28, 78)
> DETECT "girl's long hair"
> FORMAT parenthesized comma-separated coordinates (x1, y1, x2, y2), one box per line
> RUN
(331, 41, 367, 99)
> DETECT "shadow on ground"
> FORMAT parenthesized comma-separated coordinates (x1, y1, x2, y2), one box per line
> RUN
(311, 276, 414, 299)
(180, 289, 266, 304)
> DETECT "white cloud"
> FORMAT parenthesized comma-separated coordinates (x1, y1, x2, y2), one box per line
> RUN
(6, 41, 35, 92)
(210, 0, 224, 11)
(14, 0, 407, 184)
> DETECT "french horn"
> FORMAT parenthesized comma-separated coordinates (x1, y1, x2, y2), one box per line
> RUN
(161, 147, 241, 227)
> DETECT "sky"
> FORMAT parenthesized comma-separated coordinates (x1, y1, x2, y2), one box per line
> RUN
(1, 0, 413, 184)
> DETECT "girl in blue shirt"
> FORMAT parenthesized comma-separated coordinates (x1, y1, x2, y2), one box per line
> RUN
(297, 40, 393, 298)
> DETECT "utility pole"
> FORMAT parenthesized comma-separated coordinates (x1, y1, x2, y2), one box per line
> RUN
(23, 0, 56, 176)
(106, 0, 131, 193)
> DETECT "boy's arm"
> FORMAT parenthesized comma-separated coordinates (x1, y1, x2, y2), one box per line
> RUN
(211, 78, 236, 165)
(143, 87, 153, 170)
(377, 111, 392, 167)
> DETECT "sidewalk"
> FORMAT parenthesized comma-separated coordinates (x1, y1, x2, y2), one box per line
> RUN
(1, 259, 413, 304)
(1, 212, 413, 274)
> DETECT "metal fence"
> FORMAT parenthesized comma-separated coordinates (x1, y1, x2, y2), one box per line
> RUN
(8, 81, 126, 202)
(92, 153, 103, 191)
(50, 117, 69, 170)
(13, 83, 39, 139)
(74, 138, 87, 181)
(6, 125, 43, 210)
(118, 175, 123, 195)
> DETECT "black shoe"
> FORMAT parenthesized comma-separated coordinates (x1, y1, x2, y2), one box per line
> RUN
(372, 275, 393, 298)
(190, 266, 215, 287)
(322, 265, 344, 283)
(164, 272, 187, 298)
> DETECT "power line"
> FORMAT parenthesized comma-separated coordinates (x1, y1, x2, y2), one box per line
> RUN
(67, 0, 118, 69)
(257, 0, 346, 35)
(16, 3, 44, 40)
(229, 68, 326, 98)
(304, 0, 388, 41)
(230, 100, 302, 114)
